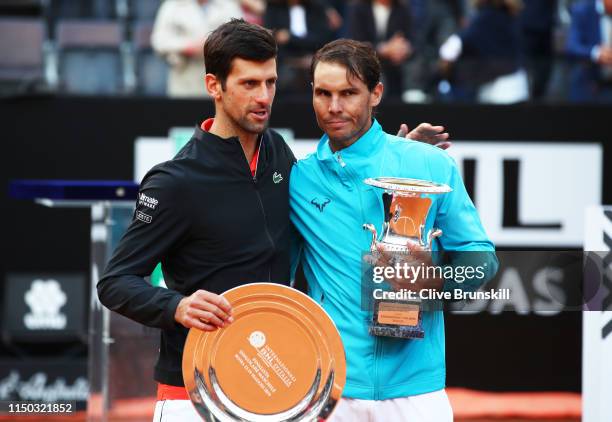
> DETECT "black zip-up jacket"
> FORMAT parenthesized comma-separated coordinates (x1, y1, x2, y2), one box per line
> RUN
(97, 126, 296, 386)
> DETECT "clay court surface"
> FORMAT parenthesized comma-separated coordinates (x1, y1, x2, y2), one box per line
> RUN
(0, 388, 582, 421)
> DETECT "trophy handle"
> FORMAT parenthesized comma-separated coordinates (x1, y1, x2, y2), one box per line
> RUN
(425, 228, 442, 249)
(363, 223, 378, 253)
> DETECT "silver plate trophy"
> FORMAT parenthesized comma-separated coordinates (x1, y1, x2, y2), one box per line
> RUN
(183, 284, 346, 422)
(363, 177, 451, 339)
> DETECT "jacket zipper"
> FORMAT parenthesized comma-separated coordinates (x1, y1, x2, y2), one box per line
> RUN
(336, 150, 380, 398)
(254, 186, 275, 282)
(335, 151, 368, 237)
(250, 145, 275, 282)
(374, 335, 381, 400)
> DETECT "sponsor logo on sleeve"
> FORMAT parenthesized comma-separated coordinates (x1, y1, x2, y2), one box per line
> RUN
(138, 193, 158, 210)
(136, 211, 153, 224)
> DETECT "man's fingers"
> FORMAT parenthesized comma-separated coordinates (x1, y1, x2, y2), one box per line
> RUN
(364, 254, 378, 266)
(188, 317, 217, 332)
(396, 123, 409, 138)
(199, 299, 231, 319)
(192, 299, 234, 323)
(400, 123, 450, 142)
(406, 242, 424, 252)
(189, 309, 226, 328)
(189, 290, 234, 324)
(197, 290, 233, 314)
(375, 245, 395, 264)
(420, 126, 444, 137)
(435, 141, 452, 150)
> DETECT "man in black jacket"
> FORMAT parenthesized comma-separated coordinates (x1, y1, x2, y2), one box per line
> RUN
(98, 19, 450, 421)
(98, 19, 295, 420)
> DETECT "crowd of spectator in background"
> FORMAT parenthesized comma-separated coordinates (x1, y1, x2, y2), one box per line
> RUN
(1, 0, 611, 103)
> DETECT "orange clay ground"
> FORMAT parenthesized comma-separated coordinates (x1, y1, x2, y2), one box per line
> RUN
(0, 388, 582, 421)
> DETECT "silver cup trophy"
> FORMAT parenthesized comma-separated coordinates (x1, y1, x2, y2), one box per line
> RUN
(363, 177, 451, 339)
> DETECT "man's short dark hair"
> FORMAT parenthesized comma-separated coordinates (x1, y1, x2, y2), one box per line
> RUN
(204, 19, 277, 88)
(310, 39, 381, 91)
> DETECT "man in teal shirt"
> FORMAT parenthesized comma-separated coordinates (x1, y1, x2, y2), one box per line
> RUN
(290, 39, 498, 421)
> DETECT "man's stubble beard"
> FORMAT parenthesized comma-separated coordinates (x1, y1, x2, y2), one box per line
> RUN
(237, 114, 270, 135)
(325, 115, 371, 151)
(227, 106, 271, 136)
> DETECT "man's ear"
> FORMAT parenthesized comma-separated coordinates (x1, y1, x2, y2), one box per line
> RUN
(205, 73, 222, 100)
(370, 82, 384, 107)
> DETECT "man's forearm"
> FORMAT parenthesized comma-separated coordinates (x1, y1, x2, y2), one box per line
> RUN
(97, 274, 183, 330)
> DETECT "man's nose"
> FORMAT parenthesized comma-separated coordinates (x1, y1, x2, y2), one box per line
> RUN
(254, 84, 272, 104)
(329, 96, 342, 113)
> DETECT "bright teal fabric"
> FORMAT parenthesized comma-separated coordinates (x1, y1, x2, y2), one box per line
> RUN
(289, 120, 497, 400)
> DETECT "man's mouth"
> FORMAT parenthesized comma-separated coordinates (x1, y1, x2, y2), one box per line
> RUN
(250, 110, 269, 121)
(326, 120, 348, 129)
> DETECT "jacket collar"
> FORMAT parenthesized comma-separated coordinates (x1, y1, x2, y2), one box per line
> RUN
(193, 120, 265, 154)
(315, 119, 385, 163)
(192, 123, 269, 174)
(193, 124, 242, 153)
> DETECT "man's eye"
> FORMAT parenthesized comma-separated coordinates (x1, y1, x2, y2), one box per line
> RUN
(245, 81, 257, 87)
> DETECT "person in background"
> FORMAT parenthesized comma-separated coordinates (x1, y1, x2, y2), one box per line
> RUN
(438, 0, 529, 103)
(566, 0, 612, 102)
(321, 0, 345, 36)
(408, 0, 465, 101)
(264, 0, 336, 96)
(151, 0, 256, 97)
(519, 0, 558, 100)
(241, 0, 267, 24)
(345, 0, 414, 99)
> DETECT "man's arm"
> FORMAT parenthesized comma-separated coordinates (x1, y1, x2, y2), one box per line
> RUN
(97, 170, 232, 331)
(434, 155, 498, 291)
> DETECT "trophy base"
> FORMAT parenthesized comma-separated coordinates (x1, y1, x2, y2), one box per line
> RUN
(368, 324, 425, 339)
(369, 299, 425, 339)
